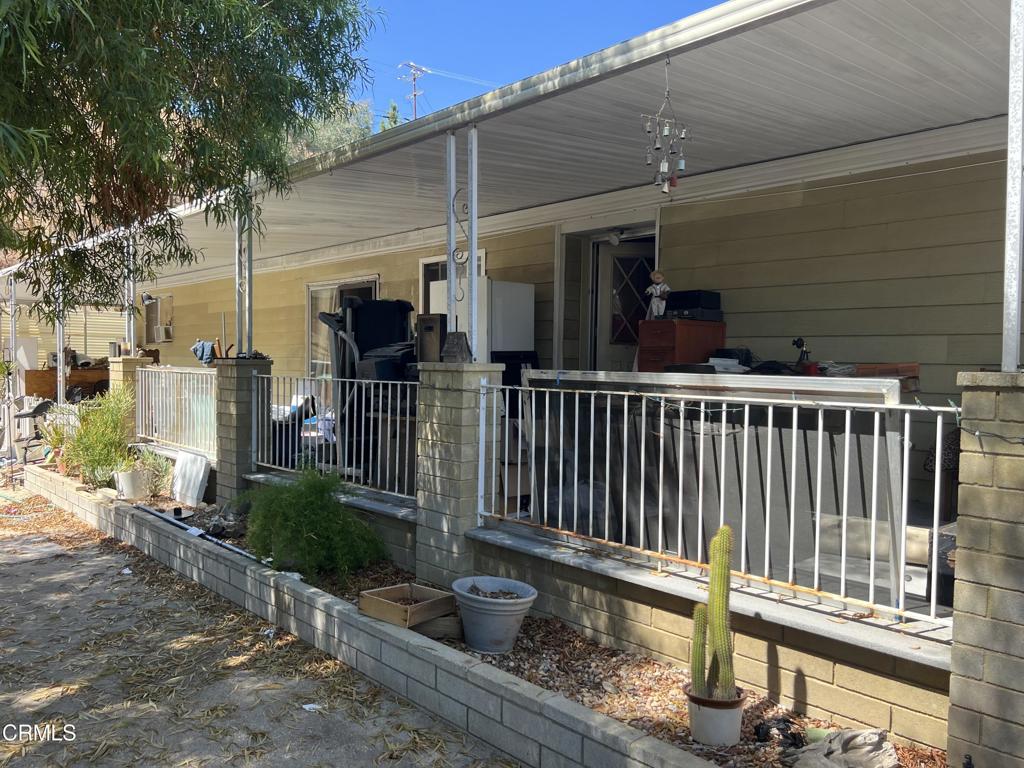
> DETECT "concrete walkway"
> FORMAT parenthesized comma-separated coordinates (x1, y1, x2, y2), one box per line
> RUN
(0, 502, 515, 767)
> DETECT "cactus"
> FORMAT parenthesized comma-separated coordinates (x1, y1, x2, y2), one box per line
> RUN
(689, 525, 736, 701)
(690, 604, 708, 697)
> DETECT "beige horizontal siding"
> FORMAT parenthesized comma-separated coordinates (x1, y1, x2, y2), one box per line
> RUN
(154, 227, 555, 376)
(658, 152, 1008, 406)
(14, 307, 126, 368)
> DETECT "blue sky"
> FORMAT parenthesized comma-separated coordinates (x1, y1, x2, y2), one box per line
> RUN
(358, 1, 719, 126)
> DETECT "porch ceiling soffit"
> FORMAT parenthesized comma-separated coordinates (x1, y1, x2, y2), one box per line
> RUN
(167, 0, 1009, 283)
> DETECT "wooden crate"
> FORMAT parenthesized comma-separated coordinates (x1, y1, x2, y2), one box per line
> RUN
(415, 614, 463, 641)
(358, 583, 456, 628)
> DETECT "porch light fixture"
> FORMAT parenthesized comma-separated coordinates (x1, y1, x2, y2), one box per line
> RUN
(641, 56, 689, 193)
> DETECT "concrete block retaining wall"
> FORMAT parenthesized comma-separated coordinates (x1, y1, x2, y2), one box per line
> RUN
(351, 508, 416, 573)
(24, 465, 709, 768)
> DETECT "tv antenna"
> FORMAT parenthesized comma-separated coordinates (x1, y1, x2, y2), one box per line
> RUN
(399, 61, 499, 120)
(398, 62, 428, 120)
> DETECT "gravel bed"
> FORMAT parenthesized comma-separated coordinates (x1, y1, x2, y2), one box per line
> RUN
(447, 617, 947, 767)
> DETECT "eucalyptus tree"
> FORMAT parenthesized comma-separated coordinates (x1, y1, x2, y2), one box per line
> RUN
(1, 0, 374, 321)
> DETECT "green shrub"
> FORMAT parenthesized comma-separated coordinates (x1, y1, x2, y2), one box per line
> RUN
(62, 386, 135, 488)
(38, 403, 80, 462)
(137, 449, 173, 497)
(245, 470, 386, 582)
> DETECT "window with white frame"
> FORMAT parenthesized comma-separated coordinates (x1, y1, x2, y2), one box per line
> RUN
(143, 295, 173, 344)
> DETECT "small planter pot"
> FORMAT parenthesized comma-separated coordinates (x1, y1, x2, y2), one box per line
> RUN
(451, 576, 537, 654)
(114, 469, 148, 500)
(685, 684, 747, 746)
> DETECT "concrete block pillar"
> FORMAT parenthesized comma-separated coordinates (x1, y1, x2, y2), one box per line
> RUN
(213, 357, 272, 506)
(948, 371, 1024, 766)
(108, 355, 153, 393)
(415, 362, 504, 587)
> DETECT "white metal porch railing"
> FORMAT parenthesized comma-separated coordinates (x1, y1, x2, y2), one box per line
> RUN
(253, 374, 417, 498)
(136, 366, 217, 457)
(478, 383, 959, 628)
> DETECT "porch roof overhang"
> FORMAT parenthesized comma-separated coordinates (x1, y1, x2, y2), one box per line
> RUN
(166, 0, 1010, 284)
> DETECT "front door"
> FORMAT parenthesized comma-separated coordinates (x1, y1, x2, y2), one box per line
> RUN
(592, 239, 656, 371)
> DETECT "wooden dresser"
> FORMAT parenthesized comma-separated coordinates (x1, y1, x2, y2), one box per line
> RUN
(637, 320, 727, 372)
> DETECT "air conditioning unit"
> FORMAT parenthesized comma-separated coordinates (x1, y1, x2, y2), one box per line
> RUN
(154, 325, 173, 343)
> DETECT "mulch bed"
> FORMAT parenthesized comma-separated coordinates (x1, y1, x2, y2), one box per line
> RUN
(304, 558, 947, 767)
(18, 486, 944, 768)
(448, 617, 947, 768)
(309, 562, 947, 767)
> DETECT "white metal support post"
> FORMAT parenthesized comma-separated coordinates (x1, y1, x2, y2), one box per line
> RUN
(467, 124, 479, 360)
(124, 239, 136, 353)
(445, 130, 457, 331)
(1004, 0, 1024, 372)
(7, 277, 16, 398)
(55, 294, 66, 406)
(246, 211, 254, 356)
(234, 210, 243, 356)
(7, 276, 16, 462)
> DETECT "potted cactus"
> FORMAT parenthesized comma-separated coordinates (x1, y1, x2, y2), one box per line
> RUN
(685, 525, 747, 745)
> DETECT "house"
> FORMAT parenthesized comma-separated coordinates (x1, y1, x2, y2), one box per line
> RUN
(0, 269, 129, 401)
(122, 0, 1024, 761)
(145, 1, 1012, 398)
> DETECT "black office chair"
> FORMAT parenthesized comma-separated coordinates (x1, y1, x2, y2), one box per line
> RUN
(270, 395, 317, 469)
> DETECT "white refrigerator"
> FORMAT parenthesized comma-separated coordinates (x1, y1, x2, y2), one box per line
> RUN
(428, 278, 535, 361)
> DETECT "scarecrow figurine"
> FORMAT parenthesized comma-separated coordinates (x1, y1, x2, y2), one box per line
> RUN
(645, 270, 671, 319)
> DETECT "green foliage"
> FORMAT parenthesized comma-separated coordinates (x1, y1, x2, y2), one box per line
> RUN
(286, 100, 372, 163)
(378, 100, 401, 131)
(245, 470, 386, 582)
(0, 360, 15, 399)
(1, 0, 375, 323)
(690, 525, 736, 700)
(136, 449, 172, 497)
(62, 387, 135, 488)
(38, 404, 79, 458)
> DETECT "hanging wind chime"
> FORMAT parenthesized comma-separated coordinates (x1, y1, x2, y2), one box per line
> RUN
(642, 57, 689, 194)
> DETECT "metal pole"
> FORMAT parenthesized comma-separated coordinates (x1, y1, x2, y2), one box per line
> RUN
(234, 209, 243, 357)
(8, 277, 16, 399)
(445, 130, 457, 330)
(124, 239, 136, 353)
(7, 277, 16, 463)
(246, 210, 254, 355)
(468, 124, 479, 359)
(1004, 0, 1024, 372)
(56, 301, 66, 406)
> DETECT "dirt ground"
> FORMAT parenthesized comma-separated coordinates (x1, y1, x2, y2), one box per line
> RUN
(0, 497, 516, 768)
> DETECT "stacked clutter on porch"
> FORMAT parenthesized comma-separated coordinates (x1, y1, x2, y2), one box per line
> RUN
(637, 289, 727, 373)
(637, 288, 922, 391)
(284, 297, 419, 484)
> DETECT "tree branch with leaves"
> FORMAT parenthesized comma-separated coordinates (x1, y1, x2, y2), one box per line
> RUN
(1, 0, 375, 323)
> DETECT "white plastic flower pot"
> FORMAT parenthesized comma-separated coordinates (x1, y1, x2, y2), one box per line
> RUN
(685, 684, 746, 746)
(451, 576, 537, 654)
(115, 469, 148, 500)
